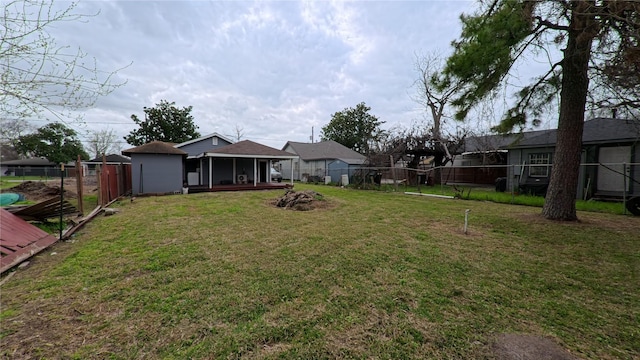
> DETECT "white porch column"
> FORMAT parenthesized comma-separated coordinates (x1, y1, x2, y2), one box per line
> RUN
(290, 159, 294, 185)
(253, 158, 257, 186)
(209, 157, 212, 188)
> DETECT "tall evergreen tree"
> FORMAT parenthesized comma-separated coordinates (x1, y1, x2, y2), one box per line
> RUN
(442, 0, 640, 220)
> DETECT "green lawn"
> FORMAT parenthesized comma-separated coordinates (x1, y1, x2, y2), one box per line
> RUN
(1, 184, 638, 359)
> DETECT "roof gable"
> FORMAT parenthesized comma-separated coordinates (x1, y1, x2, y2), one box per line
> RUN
(174, 133, 235, 148)
(283, 141, 366, 161)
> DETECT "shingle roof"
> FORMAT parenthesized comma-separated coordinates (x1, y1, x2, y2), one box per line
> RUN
(86, 154, 131, 163)
(205, 140, 296, 158)
(122, 141, 187, 155)
(1, 158, 76, 166)
(283, 140, 366, 163)
(461, 118, 639, 152)
(510, 118, 640, 148)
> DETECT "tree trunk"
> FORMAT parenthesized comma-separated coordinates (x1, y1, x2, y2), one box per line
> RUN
(542, 2, 597, 220)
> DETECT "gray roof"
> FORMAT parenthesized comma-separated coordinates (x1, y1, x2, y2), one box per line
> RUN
(85, 154, 131, 164)
(204, 140, 298, 159)
(510, 118, 640, 148)
(122, 141, 187, 156)
(2, 158, 76, 166)
(461, 118, 639, 152)
(283, 140, 366, 163)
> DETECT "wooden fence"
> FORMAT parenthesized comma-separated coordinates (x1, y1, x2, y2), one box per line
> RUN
(97, 164, 132, 205)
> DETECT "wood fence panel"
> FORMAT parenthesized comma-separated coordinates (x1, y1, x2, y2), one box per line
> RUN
(99, 164, 132, 204)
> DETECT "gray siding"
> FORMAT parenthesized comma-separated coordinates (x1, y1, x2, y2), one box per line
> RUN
(328, 160, 361, 183)
(178, 137, 233, 157)
(281, 159, 327, 181)
(131, 154, 183, 195)
(507, 144, 640, 198)
(236, 158, 254, 181)
(212, 158, 234, 185)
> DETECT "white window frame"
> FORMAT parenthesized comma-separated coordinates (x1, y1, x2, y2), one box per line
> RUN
(528, 153, 551, 177)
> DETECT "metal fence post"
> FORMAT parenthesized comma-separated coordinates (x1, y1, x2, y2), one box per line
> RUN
(623, 162, 627, 215)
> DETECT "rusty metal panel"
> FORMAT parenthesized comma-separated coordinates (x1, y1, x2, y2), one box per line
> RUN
(0, 209, 58, 273)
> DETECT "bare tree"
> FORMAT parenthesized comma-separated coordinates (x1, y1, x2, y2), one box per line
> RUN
(0, 119, 35, 145)
(87, 128, 122, 158)
(412, 52, 464, 163)
(234, 124, 245, 142)
(1, 0, 127, 121)
(0, 119, 34, 161)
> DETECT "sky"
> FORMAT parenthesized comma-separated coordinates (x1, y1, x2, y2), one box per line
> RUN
(40, 0, 486, 150)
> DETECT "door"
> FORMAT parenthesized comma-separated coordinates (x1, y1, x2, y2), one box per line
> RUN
(597, 146, 631, 192)
(258, 161, 268, 183)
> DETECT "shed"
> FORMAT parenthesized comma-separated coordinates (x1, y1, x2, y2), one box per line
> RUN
(122, 141, 187, 195)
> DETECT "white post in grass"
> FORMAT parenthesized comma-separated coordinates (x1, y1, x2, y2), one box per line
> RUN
(464, 209, 471, 235)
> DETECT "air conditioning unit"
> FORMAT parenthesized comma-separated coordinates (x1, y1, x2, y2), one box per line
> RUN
(237, 174, 248, 184)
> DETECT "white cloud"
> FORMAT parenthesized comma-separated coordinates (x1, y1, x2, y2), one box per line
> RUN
(22, 0, 478, 149)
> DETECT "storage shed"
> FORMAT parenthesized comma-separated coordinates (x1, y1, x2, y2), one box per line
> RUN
(122, 141, 187, 195)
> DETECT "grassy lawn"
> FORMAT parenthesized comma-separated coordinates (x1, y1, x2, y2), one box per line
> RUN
(1, 184, 638, 359)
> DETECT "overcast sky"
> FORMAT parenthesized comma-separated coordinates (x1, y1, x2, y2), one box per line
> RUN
(43, 0, 485, 150)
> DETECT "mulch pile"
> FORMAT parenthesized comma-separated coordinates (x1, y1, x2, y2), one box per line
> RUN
(274, 190, 324, 211)
(5, 181, 77, 202)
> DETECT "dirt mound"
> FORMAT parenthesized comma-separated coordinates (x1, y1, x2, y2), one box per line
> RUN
(274, 190, 325, 211)
(5, 181, 77, 202)
(492, 334, 581, 360)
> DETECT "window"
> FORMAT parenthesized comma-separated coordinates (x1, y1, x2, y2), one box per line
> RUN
(212, 137, 218, 145)
(528, 153, 551, 177)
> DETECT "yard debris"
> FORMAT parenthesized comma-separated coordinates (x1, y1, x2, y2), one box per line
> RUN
(103, 208, 120, 216)
(275, 190, 324, 211)
(3, 181, 76, 202)
(9, 197, 79, 221)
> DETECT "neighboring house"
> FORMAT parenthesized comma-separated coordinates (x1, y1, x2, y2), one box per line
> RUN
(1, 158, 76, 177)
(505, 117, 639, 199)
(281, 140, 366, 183)
(122, 141, 187, 195)
(122, 134, 298, 195)
(84, 154, 131, 176)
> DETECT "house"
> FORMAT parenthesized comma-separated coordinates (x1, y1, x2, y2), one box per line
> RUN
(505, 117, 639, 199)
(181, 138, 298, 189)
(122, 141, 188, 195)
(84, 154, 131, 176)
(122, 133, 298, 196)
(1, 158, 76, 178)
(281, 140, 366, 183)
